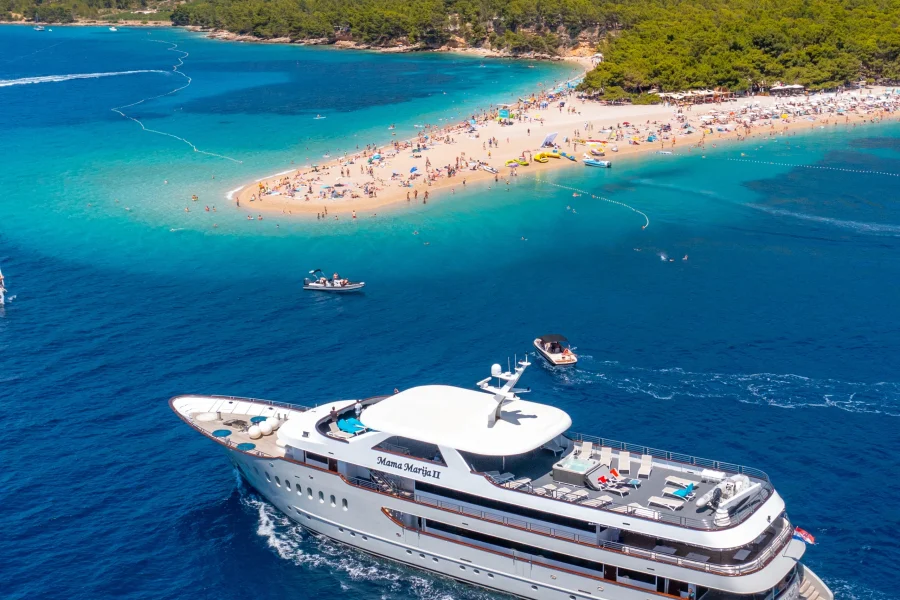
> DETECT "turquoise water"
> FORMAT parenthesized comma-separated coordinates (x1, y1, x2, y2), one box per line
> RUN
(2, 25, 899, 600)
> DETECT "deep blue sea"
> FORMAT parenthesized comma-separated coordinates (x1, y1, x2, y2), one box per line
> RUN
(2, 25, 898, 600)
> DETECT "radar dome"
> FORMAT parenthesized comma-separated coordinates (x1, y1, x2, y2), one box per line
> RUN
(259, 421, 274, 436)
(491, 364, 502, 377)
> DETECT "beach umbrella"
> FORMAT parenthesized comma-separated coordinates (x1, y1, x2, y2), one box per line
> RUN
(410, 167, 418, 173)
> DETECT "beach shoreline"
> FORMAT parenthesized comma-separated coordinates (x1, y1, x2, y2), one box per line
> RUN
(230, 85, 899, 220)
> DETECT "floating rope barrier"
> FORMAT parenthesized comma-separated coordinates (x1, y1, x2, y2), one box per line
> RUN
(111, 41, 242, 164)
(720, 157, 900, 177)
(656, 151, 900, 178)
(535, 178, 650, 230)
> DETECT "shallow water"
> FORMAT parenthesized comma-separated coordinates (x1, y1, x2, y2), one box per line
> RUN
(2, 25, 898, 600)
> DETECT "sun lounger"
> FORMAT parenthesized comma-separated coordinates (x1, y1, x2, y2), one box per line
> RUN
(581, 495, 613, 508)
(542, 439, 564, 456)
(638, 454, 653, 479)
(598, 446, 613, 467)
(607, 485, 630, 497)
(328, 422, 353, 439)
(648, 495, 684, 511)
(577, 440, 593, 460)
(663, 486, 696, 501)
(534, 484, 558, 496)
(485, 471, 515, 483)
(617, 451, 631, 474)
(665, 475, 699, 489)
(502, 477, 532, 490)
(554, 487, 573, 499)
(564, 489, 590, 502)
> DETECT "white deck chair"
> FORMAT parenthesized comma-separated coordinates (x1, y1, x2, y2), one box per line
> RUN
(328, 422, 353, 439)
(577, 441, 593, 460)
(607, 485, 630, 497)
(554, 487, 573, 499)
(563, 489, 589, 502)
(542, 439, 564, 456)
(663, 486, 696, 501)
(598, 446, 613, 467)
(648, 495, 684, 511)
(502, 477, 532, 490)
(638, 454, 653, 479)
(534, 484, 558, 496)
(485, 471, 515, 483)
(617, 451, 631, 474)
(582, 495, 613, 508)
(665, 475, 699, 488)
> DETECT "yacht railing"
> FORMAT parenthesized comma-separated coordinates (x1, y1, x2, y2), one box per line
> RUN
(568, 431, 772, 483)
(182, 394, 314, 414)
(413, 492, 793, 577)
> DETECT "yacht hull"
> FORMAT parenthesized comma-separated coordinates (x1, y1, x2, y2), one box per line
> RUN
(224, 446, 822, 600)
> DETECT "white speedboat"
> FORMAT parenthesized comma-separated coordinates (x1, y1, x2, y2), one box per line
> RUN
(583, 155, 612, 168)
(0, 266, 5, 305)
(172, 356, 831, 600)
(533, 334, 578, 365)
(109, 26, 118, 31)
(304, 269, 365, 292)
(482, 165, 498, 174)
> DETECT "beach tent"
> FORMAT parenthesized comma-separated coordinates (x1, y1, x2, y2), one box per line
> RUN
(540, 132, 558, 148)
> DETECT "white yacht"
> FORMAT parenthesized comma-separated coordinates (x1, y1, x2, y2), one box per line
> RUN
(171, 359, 831, 600)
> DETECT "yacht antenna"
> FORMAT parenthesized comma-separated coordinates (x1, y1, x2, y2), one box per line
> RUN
(476, 356, 532, 427)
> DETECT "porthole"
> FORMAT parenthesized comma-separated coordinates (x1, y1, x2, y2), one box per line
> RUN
(297, 487, 303, 497)
(420, 553, 425, 559)
(286, 480, 291, 491)
(433, 557, 438, 563)
(459, 565, 466, 571)
(474, 569, 480, 574)
(350, 531, 356, 537)
(275, 476, 281, 487)
(487, 573, 493, 578)
(265, 471, 271, 482)
(570, 596, 576, 600)
(339, 528, 344, 533)
(407, 550, 413, 555)
(342, 498, 348, 511)
(330, 494, 336, 507)
(318, 491, 324, 503)
(362, 536, 368, 540)
(531, 586, 538, 591)
(307, 487, 313, 499)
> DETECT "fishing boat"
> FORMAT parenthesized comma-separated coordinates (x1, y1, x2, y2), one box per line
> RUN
(304, 269, 365, 293)
(533, 334, 578, 366)
(582, 156, 612, 168)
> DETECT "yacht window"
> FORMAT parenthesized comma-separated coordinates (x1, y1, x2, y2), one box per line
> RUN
(306, 452, 329, 467)
(285, 480, 291, 491)
(616, 567, 656, 587)
(373, 437, 446, 465)
(330, 495, 336, 507)
(318, 491, 324, 503)
(425, 518, 605, 574)
(275, 476, 281, 487)
(342, 498, 348, 511)
(416, 481, 594, 533)
(265, 472, 271, 482)
(307, 487, 313, 499)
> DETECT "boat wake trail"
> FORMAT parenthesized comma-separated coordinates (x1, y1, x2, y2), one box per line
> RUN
(237, 480, 493, 599)
(562, 361, 900, 416)
(747, 205, 900, 236)
(0, 70, 165, 87)
(534, 177, 650, 230)
(111, 40, 242, 164)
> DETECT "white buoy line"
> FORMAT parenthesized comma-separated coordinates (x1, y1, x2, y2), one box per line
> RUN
(534, 177, 650, 230)
(655, 151, 899, 178)
(111, 40, 242, 164)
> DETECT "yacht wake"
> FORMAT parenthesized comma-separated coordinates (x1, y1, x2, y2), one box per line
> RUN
(560, 362, 900, 416)
(111, 40, 242, 164)
(746, 205, 900, 236)
(0, 70, 165, 87)
(236, 480, 497, 599)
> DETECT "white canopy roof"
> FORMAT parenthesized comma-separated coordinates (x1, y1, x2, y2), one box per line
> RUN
(361, 385, 572, 456)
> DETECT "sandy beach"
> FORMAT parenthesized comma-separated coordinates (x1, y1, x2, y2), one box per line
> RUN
(232, 80, 900, 220)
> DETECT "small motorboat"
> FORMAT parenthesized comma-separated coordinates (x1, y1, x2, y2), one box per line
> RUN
(303, 269, 365, 293)
(534, 334, 577, 366)
(109, 26, 118, 31)
(34, 25, 45, 31)
(583, 156, 612, 168)
(482, 165, 498, 174)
